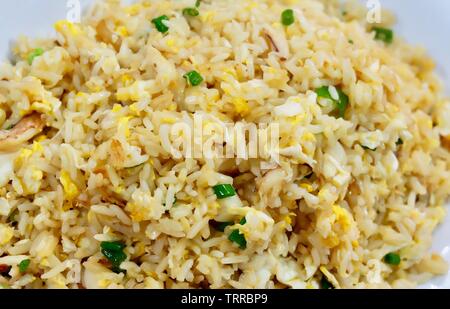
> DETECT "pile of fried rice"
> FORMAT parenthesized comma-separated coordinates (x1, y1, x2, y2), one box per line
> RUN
(0, 0, 449, 289)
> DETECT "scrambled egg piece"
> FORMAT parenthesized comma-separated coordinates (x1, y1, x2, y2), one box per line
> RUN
(46, 274, 67, 289)
(118, 116, 132, 138)
(32, 141, 43, 153)
(232, 98, 250, 116)
(144, 277, 164, 288)
(276, 258, 305, 288)
(238, 208, 275, 242)
(161, 117, 176, 124)
(300, 183, 314, 192)
(165, 39, 179, 53)
(332, 205, 352, 232)
(15, 148, 33, 167)
(245, 1, 259, 10)
(127, 202, 150, 222)
(322, 205, 354, 248)
(112, 104, 123, 113)
(201, 11, 216, 23)
(281, 213, 296, 228)
(121, 74, 134, 87)
(115, 26, 129, 37)
(59, 170, 79, 200)
(126, 189, 165, 222)
(116, 81, 152, 102)
(54, 20, 82, 36)
(0, 224, 14, 245)
(323, 234, 340, 248)
(302, 132, 316, 142)
(288, 115, 304, 125)
(31, 168, 43, 181)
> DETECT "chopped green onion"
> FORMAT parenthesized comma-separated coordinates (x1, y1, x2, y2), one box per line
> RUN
(384, 252, 401, 265)
(320, 276, 334, 289)
(18, 259, 31, 273)
(183, 7, 199, 17)
(101, 241, 126, 252)
(228, 217, 247, 249)
(152, 15, 169, 33)
(348, 39, 354, 44)
(213, 184, 236, 199)
(342, 11, 348, 16)
(315, 86, 349, 118)
(281, 9, 295, 26)
(315, 86, 332, 100)
(183, 70, 204, 86)
(362, 145, 377, 151)
(211, 221, 234, 232)
(101, 248, 127, 268)
(228, 229, 247, 249)
(195, 0, 201, 7)
(100, 241, 127, 271)
(27, 48, 44, 65)
(335, 90, 349, 118)
(396, 138, 404, 146)
(373, 27, 394, 44)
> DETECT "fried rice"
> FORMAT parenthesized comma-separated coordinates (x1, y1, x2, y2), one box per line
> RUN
(0, 0, 449, 289)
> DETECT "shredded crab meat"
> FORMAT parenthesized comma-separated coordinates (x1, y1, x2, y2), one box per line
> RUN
(0, 113, 44, 151)
(263, 26, 290, 59)
(110, 139, 125, 168)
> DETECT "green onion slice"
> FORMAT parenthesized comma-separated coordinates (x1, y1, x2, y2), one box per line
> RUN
(281, 9, 295, 26)
(101, 249, 127, 267)
(315, 86, 349, 118)
(213, 184, 236, 199)
(228, 229, 247, 249)
(100, 241, 127, 271)
(183, 70, 204, 86)
(152, 15, 169, 33)
(183, 7, 199, 17)
(373, 27, 394, 44)
(101, 241, 126, 252)
(384, 252, 401, 265)
(27, 48, 44, 65)
(19, 259, 31, 273)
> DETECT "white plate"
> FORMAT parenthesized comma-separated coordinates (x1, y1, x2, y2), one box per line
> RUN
(0, 0, 449, 288)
